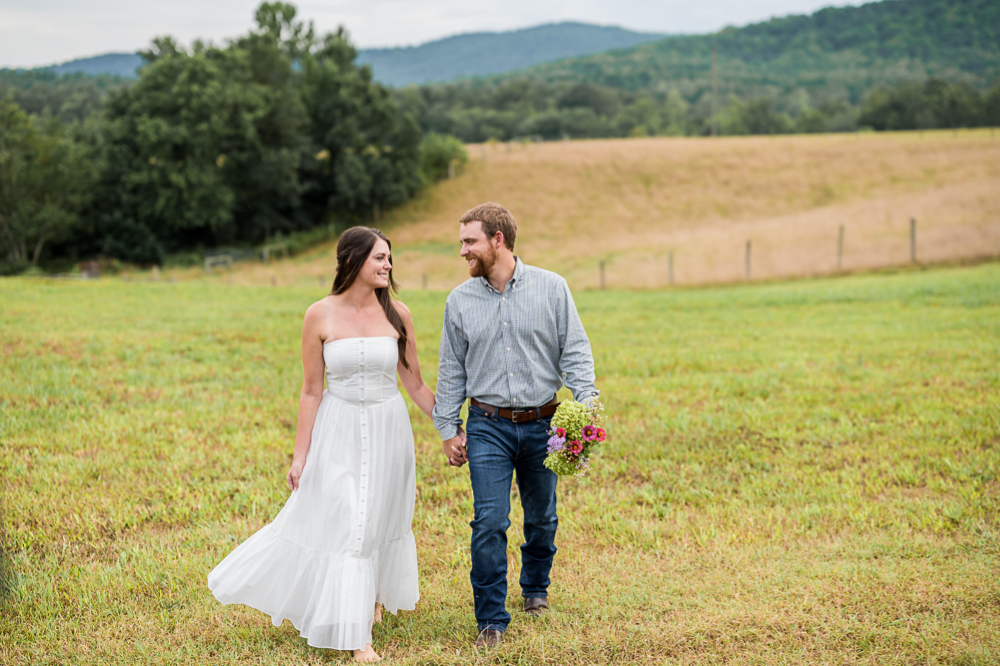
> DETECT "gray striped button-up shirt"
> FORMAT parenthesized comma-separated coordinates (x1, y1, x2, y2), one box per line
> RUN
(432, 257, 598, 440)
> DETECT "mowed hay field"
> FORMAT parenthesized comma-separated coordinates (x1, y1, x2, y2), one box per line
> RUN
(190, 130, 1000, 291)
(2, 263, 999, 664)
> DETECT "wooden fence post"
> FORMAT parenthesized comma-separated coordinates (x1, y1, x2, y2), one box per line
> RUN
(599, 261, 606, 290)
(422, 273, 428, 290)
(669, 251, 674, 286)
(837, 225, 844, 272)
(910, 218, 916, 264)
(745, 241, 751, 280)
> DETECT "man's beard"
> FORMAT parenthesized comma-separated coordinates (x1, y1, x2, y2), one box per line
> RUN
(468, 244, 498, 278)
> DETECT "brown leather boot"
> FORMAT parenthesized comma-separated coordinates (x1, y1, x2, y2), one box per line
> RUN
(523, 597, 549, 616)
(475, 628, 503, 649)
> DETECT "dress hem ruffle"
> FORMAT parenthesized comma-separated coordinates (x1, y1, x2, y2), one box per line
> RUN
(208, 527, 419, 650)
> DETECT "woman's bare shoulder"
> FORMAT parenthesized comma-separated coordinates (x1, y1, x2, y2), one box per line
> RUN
(304, 295, 336, 323)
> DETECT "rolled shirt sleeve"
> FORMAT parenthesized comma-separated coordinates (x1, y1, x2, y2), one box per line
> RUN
(432, 296, 468, 440)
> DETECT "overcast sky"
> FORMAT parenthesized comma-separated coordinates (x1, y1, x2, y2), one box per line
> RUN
(1, 0, 863, 69)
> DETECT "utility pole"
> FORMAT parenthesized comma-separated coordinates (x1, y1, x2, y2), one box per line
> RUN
(711, 38, 718, 138)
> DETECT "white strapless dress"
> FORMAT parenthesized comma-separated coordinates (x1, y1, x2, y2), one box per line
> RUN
(208, 337, 419, 650)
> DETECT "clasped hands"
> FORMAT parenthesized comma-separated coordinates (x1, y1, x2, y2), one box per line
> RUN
(442, 426, 468, 467)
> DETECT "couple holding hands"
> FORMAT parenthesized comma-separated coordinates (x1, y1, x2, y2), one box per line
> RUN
(208, 202, 599, 661)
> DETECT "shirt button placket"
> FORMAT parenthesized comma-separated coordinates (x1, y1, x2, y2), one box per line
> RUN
(501, 295, 514, 400)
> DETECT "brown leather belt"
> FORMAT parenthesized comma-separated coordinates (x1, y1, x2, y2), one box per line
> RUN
(470, 397, 559, 424)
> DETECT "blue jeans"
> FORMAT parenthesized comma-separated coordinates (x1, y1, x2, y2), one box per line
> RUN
(465, 403, 559, 633)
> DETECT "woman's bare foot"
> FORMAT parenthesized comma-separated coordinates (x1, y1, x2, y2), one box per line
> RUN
(353, 644, 381, 662)
(373, 602, 383, 624)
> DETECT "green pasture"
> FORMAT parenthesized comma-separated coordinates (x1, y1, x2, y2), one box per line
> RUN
(2, 264, 999, 664)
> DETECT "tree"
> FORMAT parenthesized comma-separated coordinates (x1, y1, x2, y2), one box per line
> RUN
(794, 107, 828, 133)
(0, 103, 93, 272)
(419, 133, 467, 183)
(299, 30, 422, 220)
(985, 79, 1000, 126)
(661, 89, 691, 136)
(88, 2, 426, 262)
(95, 14, 308, 260)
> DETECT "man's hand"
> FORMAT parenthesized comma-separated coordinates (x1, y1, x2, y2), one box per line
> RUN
(443, 426, 468, 467)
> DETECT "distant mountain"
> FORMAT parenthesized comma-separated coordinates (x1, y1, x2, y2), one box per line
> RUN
(504, 0, 1000, 98)
(44, 52, 144, 78)
(356, 22, 664, 87)
(27, 22, 663, 86)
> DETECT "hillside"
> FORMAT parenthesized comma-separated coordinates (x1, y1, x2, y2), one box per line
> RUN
(171, 131, 1000, 290)
(26, 22, 663, 86)
(506, 0, 1000, 100)
(356, 22, 664, 87)
(44, 52, 143, 78)
(20, 0, 998, 103)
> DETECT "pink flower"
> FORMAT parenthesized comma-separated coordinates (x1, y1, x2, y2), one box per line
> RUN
(567, 440, 584, 455)
(581, 425, 597, 441)
(555, 427, 566, 438)
(595, 428, 606, 442)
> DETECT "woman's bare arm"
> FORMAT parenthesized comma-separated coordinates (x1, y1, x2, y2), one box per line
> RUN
(394, 302, 436, 420)
(287, 302, 327, 491)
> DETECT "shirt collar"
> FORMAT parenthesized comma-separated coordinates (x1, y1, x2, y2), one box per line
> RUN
(479, 256, 524, 294)
(512, 256, 524, 285)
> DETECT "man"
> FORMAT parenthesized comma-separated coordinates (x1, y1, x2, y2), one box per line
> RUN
(433, 202, 599, 649)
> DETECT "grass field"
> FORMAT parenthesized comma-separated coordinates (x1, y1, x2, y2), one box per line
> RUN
(2, 262, 999, 664)
(165, 130, 1000, 291)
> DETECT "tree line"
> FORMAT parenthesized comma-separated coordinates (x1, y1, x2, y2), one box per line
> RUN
(396, 76, 1000, 143)
(0, 3, 465, 274)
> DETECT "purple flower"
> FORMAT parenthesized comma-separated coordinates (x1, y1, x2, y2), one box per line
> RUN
(546, 435, 566, 453)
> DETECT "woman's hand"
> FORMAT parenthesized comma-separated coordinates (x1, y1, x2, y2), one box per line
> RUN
(442, 426, 468, 467)
(287, 457, 306, 491)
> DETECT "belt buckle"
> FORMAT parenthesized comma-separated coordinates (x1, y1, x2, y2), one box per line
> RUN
(510, 408, 530, 423)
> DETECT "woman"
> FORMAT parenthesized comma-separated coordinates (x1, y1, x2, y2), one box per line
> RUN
(208, 227, 444, 662)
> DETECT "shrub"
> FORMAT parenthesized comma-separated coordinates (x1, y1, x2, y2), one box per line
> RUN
(419, 133, 467, 183)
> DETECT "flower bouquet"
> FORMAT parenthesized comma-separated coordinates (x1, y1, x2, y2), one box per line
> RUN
(544, 397, 606, 477)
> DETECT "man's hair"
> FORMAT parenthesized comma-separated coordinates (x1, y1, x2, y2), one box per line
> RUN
(459, 202, 517, 250)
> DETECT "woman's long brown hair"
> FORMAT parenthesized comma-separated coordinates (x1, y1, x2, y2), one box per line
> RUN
(331, 227, 410, 370)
